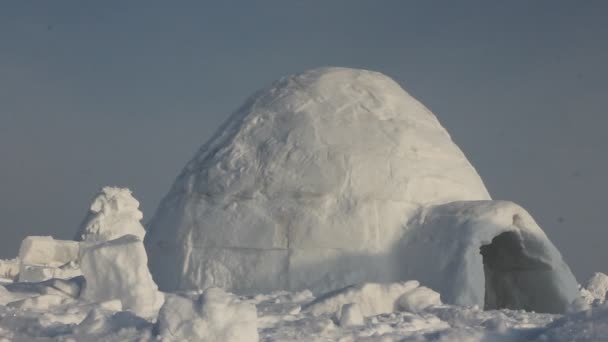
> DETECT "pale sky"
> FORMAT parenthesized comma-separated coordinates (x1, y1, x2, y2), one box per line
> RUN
(1, 1, 607, 281)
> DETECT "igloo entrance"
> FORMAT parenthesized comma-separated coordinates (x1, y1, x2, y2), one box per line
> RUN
(480, 230, 566, 313)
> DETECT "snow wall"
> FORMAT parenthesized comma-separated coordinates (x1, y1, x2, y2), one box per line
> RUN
(146, 67, 578, 312)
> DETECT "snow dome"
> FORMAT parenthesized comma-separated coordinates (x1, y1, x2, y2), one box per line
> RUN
(146, 67, 489, 291)
(145, 67, 577, 312)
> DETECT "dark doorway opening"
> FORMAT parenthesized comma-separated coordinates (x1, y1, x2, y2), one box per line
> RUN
(480, 230, 565, 313)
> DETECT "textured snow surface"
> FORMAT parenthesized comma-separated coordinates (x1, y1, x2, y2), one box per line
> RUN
(76, 187, 146, 242)
(157, 288, 258, 342)
(305, 280, 440, 317)
(0, 282, 607, 341)
(400, 200, 579, 313)
(147, 67, 491, 294)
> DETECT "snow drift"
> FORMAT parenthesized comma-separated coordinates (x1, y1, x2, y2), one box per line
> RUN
(146, 67, 491, 294)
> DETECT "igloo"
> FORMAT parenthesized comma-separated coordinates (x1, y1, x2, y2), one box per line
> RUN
(146, 67, 578, 312)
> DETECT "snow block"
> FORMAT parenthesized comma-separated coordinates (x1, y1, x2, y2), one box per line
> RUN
(156, 288, 258, 342)
(76, 187, 146, 242)
(19, 236, 79, 267)
(17, 236, 81, 282)
(79, 235, 163, 318)
(399, 200, 579, 313)
(146, 67, 491, 294)
(339, 303, 364, 326)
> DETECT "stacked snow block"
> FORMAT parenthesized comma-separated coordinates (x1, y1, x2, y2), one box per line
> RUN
(77, 186, 164, 318)
(17, 236, 81, 282)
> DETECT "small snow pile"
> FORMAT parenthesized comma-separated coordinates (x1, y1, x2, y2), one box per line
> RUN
(398, 286, 442, 313)
(147, 67, 491, 294)
(400, 200, 578, 313)
(571, 272, 608, 311)
(156, 288, 258, 342)
(79, 235, 163, 318)
(338, 303, 364, 327)
(18, 236, 81, 282)
(583, 272, 608, 303)
(76, 187, 146, 242)
(305, 281, 441, 318)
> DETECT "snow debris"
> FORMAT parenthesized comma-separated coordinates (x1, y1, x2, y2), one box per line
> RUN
(0, 258, 19, 282)
(79, 235, 163, 318)
(146, 67, 491, 294)
(584, 272, 608, 302)
(156, 288, 258, 342)
(305, 281, 440, 318)
(76, 187, 146, 242)
(400, 200, 578, 313)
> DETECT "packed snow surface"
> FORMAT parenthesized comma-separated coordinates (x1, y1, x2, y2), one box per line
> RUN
(1, 280, 607, 341)
(146, 67, 491, 294)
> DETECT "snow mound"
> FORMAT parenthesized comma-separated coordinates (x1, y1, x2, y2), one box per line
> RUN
(400, 200, 578, 313)
(79, 235, 163, 318)
(146, 67, 491, 294)
(305, 281, 441, 317)
(76, 187, 146, 242)
(584, 272, 608, 302)
(156, 288, 258, 342)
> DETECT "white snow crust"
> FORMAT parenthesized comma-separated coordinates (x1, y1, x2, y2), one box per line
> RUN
(76, 187, 146, 242)
(2, 281, 601, 341)
(400, 200, 578, 313)
(146, 67, 491, 294)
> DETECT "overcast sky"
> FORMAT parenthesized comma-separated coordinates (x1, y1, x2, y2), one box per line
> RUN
(1, 1, 606, 281)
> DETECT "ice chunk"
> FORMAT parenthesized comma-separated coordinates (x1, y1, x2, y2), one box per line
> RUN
(156, 288, 258, 342)
(79, 235, 163, 318)
(76, 187, 146, 242)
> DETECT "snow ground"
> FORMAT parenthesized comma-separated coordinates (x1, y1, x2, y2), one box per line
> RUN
(0, 280, 606, 341)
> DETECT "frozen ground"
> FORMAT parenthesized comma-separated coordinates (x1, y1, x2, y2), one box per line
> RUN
(0, 279, 607, 341)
